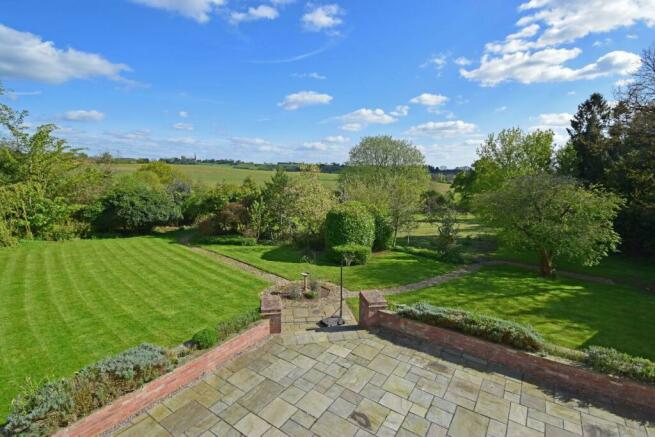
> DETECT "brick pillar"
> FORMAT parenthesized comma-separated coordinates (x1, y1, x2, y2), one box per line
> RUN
(260, 294, 283, 334)
(359, 291, 387, 329)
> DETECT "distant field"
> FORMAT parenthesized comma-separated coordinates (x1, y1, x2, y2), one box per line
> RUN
(110, 163, 451, 192)
(0, 235, 267, 419)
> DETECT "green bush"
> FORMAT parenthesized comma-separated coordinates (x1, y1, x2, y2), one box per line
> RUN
(325, 201, 375, 250)
(216, 309, 261, 341)
(584, 346, 655, 384)
(192, 328, 218, 349)
(199, 234, 257, 246)
(369, 207, 393, 251)
(4, 344, 174, 436)
(395, 303, 544, 351)
(331, 244, 372, 265)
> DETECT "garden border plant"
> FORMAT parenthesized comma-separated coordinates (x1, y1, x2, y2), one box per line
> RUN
(2, 310, 261, 436)
(392, 302, 655, 386)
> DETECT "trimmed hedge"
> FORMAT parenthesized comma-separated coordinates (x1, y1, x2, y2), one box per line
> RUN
(325, 201, 375, 249)
(584, 346, 655, 385)
(216, 309, 260, 341)
(370, 207, 393, 251)
(395, 303, 544, 352)
(198, 234, 257, 246)
(331, 244, 372, 265)
(3, 344, 174, 436)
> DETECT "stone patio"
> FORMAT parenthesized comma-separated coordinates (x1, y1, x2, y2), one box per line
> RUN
(280, 285, 355, 333)
(113, 328, 654, 437)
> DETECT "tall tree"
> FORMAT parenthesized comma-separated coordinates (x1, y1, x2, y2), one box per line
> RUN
(340, 136, 429, 247)
(475, 174, 623, 277)
(567, 93, 612, 184)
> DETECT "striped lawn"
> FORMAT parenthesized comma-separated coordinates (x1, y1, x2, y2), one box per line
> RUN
(0, 235, 267, 419)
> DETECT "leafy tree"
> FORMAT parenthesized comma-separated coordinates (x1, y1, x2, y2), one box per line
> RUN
(340, 136, 429, 246)
(261, 167, 298, 241)
(453, 128, 555, 209)
(474, 174, 623, 277)
(290, 165, 335, 247)
(92, 176, 181, 233)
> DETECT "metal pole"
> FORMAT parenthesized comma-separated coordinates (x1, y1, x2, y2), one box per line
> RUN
(339, 257, 343, 319)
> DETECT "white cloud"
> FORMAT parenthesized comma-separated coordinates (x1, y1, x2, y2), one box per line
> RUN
(390, 105, 410, 117)
(230, 136, 272, 147)
(291, 72, 327, 80)
(410, 93, 449, 106)
(4, 90, 41, 100)
(130, 0, 225, 23)
(230, 5, 279, 23)
(461, 49, 641, 86)
(172, 122, 193, 130)
(300, 141, 327, 151)
(407, 120, 477, 138)
(340, 123, 362, 132)
(338, 108, 396, 131)
(454, 57, 472, 66)
(422, 53, 448, 70)
(323, 135, 350, 143)
(278, 91, 333, 110)
(462, 0, 652, 86)
(64, 110, 105, 122)
(302, 4, 344, 33)
(495, 106, 508, 112)
(0, 24, 130, 84)
(615, 78, 635, 87)
(178, 111, 188, 118)
(529, 112, 573, 144)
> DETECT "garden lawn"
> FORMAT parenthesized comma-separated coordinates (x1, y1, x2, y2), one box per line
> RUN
(493, 246, 655, 286)
(0, 236, 268, 420)
(358, 264, 655, 359)
(200, 243, 458, 291)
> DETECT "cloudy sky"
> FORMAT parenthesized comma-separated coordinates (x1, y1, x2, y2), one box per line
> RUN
(1, 0, 653, 166)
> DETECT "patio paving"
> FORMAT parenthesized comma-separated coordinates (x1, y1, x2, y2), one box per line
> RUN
(113, 328, 655, 437)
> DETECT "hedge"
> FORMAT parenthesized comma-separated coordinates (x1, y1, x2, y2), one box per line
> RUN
(324, 201, 375, 249)
(369, 207, 393, 251)
(584, 346, 655, 385)
(395, 303, 544, 351)
(331, 244, 372, 265)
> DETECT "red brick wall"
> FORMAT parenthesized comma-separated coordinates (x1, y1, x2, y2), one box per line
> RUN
(54, 320, 271, 437)
(373, 310, 655, 416)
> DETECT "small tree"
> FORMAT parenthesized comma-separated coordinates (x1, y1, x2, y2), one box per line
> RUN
(474, 174, 623, 277)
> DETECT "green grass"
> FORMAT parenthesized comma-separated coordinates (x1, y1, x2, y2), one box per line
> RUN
(111, 163, 340, 187)
(0, 235, 268, 419)
(199, 243, 458, 291)
(348, 264, 655, 359)
(492, 247, 655, 286)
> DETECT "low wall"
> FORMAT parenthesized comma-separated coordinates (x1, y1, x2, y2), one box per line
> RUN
(359, 292, 655, 417)
(54, 320, 271, 437)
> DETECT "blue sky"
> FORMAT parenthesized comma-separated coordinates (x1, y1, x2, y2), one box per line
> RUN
(1, 0, 653, 166)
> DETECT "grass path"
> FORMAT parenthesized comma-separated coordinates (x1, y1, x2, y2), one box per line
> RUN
(0, 236, 268, 419)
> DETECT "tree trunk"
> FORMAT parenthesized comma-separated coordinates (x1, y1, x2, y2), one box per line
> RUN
(539, 250, 554, 277)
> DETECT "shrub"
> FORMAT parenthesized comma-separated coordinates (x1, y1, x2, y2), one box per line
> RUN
(395, 303, 544, 351)
(303, 290, 318, 299)
(4, 344, 174, 436)
(325, 201, 375, 249)
(369, 207, 393, 251)
(331, 244, 372, 265)
(191, 328, 218, 349)
(216, 309, 260, 341)
(584, 346, 655, 384)
(198, 234, 257, 246)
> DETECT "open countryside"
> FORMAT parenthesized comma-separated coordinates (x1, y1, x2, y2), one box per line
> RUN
(1, 1, 655, 436)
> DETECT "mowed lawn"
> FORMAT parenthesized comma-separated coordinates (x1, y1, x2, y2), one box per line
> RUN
(349, 264, 655, 359)
(0, 236, 268, 419)
(200, 244, 458, 291)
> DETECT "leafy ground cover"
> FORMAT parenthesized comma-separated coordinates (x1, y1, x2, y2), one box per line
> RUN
(199, 243, 458, 291)
(0, 235, 268, 419)
(349, 264, 655, 359)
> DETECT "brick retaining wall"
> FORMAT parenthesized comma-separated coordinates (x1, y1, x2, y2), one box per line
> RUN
(359, 292, 655, 417)
(54, 320, 271, 437)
